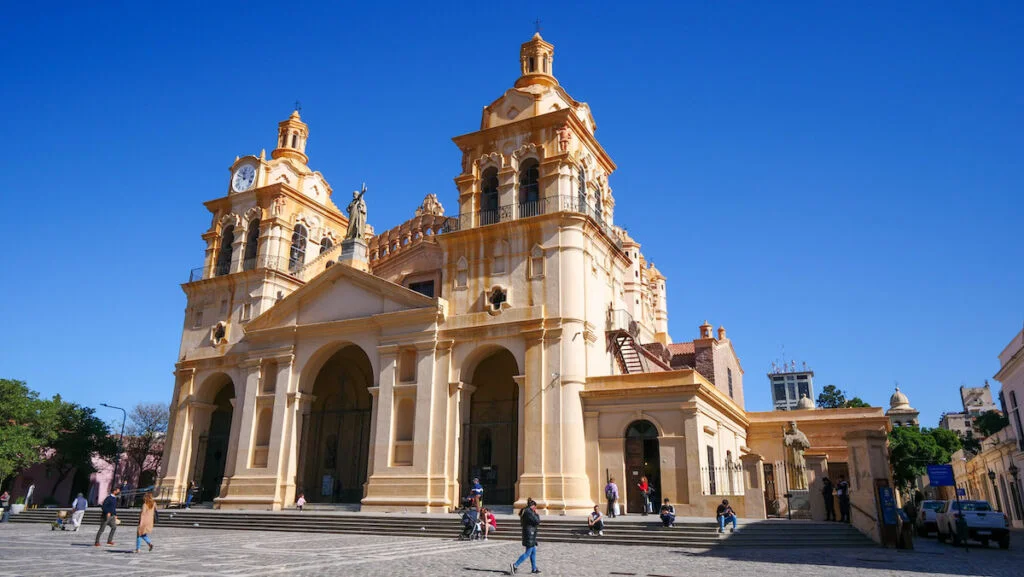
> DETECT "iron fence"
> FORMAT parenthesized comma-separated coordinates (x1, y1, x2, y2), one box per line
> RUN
(701, 463, 745, 496)
(187, 255, 295, 283)
(439, 194, 623, 249)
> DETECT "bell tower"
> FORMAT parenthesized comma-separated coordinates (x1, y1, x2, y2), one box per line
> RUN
(516, 32, 557, 89)
(272, 109, 309, 164)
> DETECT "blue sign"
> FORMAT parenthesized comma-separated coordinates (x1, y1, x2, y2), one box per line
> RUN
(927, 464, 955, 487)
(957, 487, 966, 497)
(878, 486, 898, 526)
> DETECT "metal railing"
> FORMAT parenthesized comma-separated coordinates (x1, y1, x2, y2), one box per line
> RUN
(607, 309, 638, 336)
(186, 255, 295, 283)
(701, 464, 746, 496)
(441, 195, 623, 249)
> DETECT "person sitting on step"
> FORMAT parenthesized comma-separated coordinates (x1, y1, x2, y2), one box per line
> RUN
(588, 505, 605, 536)
(716, 499, 737, 533)
(481, 507, 497, 540)
(660, 498, 676, 527)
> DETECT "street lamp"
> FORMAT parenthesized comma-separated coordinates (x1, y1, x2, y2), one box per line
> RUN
(99, 403, 127, 493)
(987, 469, 1002, 512)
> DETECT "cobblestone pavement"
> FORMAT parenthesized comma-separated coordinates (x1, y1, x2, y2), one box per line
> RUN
(1, 524, 1022, 576)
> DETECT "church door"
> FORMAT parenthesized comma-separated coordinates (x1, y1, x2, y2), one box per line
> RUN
(624, 420, 660, 514)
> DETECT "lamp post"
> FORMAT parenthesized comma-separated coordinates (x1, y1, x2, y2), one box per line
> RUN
(987, 469, 1002, 512)
(100, 403, 127, 494)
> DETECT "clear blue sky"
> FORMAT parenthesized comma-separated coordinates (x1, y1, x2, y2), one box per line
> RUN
(2, 1, 1021, 427)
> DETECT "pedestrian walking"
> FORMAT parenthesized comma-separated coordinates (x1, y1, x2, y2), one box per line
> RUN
(185, 480, 196, 509)
(604, 478, 619, 518)
(70, 492, 88, 531)
(508, 498, 540, 574)
(296, 493, 306, 511)
(135, 492, 156, 553)
(836, 475, 850, 523)
(822, 477, 835, 521)
(94, 488, 120, 547)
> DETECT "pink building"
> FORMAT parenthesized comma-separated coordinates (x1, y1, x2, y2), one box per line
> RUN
(7, 451, 162, 507)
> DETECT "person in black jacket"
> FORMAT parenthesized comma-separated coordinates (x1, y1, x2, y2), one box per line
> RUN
(822, 477, 835, 521)
(509, 498, 540, 574)
(94, 488, 120, 546)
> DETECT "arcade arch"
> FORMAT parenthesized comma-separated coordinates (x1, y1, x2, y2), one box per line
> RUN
(297, 344, 374, 504)
(461, 347, 519, 506)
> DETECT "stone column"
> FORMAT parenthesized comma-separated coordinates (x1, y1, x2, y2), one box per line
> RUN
(230, 360, 262, 476)
(159, 369, 195, 500)
(804, 454, 830, 521)
(516, 330, 546, 509)
(680, 404, 702, 506)
(740, 453, 766, 520)
(370, 347, 398, 476)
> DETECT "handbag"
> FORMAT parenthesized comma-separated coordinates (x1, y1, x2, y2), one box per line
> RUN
(612, 502, 620, 516)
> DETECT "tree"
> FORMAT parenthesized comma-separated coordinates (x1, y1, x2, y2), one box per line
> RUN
(0, 379, 60, 490)
(46, 403, 118, 498)
(888, 426, 959, 494)
(817, 385, 847, 409)
(973, 410, 1010, 438)
(844, 397, 871, 408)
(123, 402, 169, 487)
(817, 385, 873, 409)
(929, 427, 963, 456)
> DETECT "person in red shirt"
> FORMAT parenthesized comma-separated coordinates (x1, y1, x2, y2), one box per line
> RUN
(637, 476, 652, 515)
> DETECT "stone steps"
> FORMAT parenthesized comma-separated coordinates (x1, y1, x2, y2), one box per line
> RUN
(9, 510, 875, 548)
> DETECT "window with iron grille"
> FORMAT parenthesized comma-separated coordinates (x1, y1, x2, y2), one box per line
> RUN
(289, 224, 308, 271)
(215, 225, 235, 276)
(243, 219, 259, 270)
(518, 160, 539, 204)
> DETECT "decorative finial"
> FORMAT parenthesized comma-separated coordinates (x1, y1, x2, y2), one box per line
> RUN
(260, 149, 266, 160)
(294, 100, 302, 113)
(534, 17, 542, 34)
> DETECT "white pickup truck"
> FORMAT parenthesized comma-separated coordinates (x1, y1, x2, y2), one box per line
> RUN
(935, 499, 1010, 549)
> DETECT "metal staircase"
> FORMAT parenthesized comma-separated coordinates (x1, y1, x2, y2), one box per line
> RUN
(613, 332, 647, 374)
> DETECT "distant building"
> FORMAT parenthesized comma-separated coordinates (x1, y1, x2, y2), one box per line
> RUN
(885, 387, 919, 428)
(961, 381, 999, 417)
(768, 362, 814, 411)
(939, 412, 973, 437)
(939, 381, 1000, 437)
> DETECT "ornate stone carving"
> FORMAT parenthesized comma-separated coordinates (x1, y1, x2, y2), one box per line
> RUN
(415, 194, 445, 217)
(272, 194, 287, 216)
(556, 123, 572, 152)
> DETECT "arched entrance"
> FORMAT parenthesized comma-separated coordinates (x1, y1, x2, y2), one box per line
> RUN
(299, 344, 373, 504)
(195, 379, 234, 502)
(462, 348, 519, 506)
(624, 420, 661, 514)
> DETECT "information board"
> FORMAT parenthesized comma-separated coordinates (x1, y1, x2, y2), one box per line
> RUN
(926, 464, 955, 487)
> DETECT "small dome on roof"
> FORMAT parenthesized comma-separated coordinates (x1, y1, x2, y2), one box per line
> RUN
(890, 386, 912, 410)
(796, 394, 815, 410)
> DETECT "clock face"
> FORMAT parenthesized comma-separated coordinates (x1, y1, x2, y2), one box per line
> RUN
(231, 164, 256, 192)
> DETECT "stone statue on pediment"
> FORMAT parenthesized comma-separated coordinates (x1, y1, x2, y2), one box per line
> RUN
(345, 184, 367, 241)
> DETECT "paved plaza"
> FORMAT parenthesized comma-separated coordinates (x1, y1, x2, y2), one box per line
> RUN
(0, 524, 1022, 577)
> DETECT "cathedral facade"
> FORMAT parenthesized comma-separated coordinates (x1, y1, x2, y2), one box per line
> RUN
(158, 34, 890, 519)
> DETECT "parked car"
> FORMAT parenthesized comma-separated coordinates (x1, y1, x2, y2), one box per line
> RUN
(935, 499, 1010, 549)
(916, 500, 945, 536)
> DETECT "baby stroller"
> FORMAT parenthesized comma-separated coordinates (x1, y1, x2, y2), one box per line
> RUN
(51, 510, 69, 531)
(459, 508, 483, 541)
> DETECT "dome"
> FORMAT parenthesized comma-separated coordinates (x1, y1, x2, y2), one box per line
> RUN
(796, 394, 815, 410)
(889, 387, 912, 410)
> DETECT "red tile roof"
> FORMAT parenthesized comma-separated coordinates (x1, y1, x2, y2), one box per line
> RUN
(667, 342, 695, 355)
